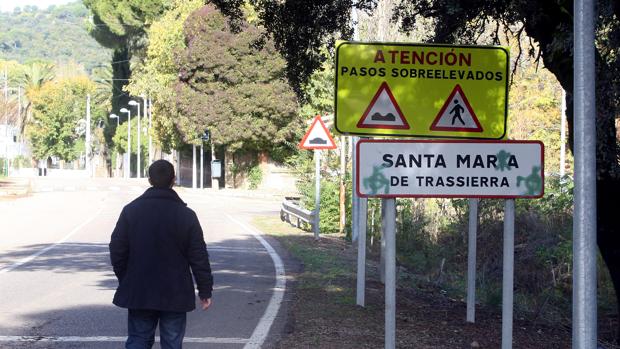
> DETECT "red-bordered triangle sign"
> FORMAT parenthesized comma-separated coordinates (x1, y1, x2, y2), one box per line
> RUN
(357, 82, 410, 129)
(299, 115, 337, 150)
(430, 84, 483, 132)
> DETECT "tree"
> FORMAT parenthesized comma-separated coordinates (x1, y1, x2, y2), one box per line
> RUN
(15, 62, 55, 135)
(28, 77, 99, 162)
(390, 1, 620, 338)
(125, 0, 205, 152)
(215, 0, 620, 336)
(83, 0, 167, 113)
(170, 5, 300, 153)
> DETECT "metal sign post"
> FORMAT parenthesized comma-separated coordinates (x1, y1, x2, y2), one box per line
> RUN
(502, 199, 515, 349)
(466, 198, 479, 323)
(314, 150, 321, 239)
(356, 192, 367, 306)
(297, 115, 337, 240)
(573, 0, 597, 347)
(352, 136, 360, 242)
(357, 135, 369, 305)
(380, 201, 386, 284)
(383, 198, 396, 349)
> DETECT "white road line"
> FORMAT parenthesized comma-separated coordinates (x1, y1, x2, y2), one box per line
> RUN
(0, 336, 249, 344)
(226, 215, 286, 349)
(209, 246, 267, 253)
(0, 206, 105, 275)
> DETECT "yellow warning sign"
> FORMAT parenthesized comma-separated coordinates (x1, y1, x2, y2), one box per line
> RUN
(335, 42, 509, 139)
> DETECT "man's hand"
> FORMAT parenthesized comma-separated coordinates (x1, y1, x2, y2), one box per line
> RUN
(200, 298, 212, 310)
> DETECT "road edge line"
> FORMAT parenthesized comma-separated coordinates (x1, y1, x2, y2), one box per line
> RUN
(226, 214, 286, 349)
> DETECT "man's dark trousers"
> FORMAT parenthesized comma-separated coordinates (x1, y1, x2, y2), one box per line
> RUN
(126, 309, 186, 349)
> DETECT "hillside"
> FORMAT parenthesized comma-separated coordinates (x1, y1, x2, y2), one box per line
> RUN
(0, 2, 111, 73)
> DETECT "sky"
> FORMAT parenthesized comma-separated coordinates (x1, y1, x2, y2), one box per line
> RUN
(0, 0, 76, 12)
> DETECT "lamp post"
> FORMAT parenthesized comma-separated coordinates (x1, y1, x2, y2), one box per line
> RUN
(109, 113, 119, 127)
(2, 84, 21, 176)
(120, 108, 131, 179)
(110, 114, 120, 177)
(148, 97, 153, 164)
(85, 94, 91, 177)
(128, 100, 141, 178)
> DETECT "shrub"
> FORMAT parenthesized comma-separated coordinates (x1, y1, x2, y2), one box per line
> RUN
(248, 165, 263, 190)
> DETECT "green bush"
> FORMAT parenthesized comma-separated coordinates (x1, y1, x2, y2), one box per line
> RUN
(292, 148, 351, 235)
(248, 165, 263, 190)
(12, 156, 30, 169)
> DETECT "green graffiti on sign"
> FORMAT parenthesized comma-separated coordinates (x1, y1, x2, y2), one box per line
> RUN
(517, 166, 542, 195)
(495, 150, 514, 171)
(363, 165, 390, 195)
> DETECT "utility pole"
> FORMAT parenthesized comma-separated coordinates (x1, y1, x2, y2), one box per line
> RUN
(192, 144, 197, 189)
(148, 97, 153, 164)
(200, 143, 204, 189)
(85, 94, 91, 177)
(17, 86, 21, 156)
(3, 67, 8, 176)
(143, 96, 148, 168)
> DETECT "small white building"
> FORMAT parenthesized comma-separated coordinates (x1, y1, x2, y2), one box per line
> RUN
(0, 124, 31, 164)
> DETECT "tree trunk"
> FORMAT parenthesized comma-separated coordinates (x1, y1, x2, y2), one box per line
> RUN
(531, 14, 620, 338)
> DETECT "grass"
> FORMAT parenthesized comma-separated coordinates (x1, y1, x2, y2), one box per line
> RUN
(252, 216, 384, 348)
(251, 215, 574, 349)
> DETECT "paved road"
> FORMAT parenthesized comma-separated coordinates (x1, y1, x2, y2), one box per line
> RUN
(0, 179, 289, 348)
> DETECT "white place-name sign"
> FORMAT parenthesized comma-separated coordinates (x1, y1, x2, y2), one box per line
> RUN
(357, 140, 544, 198)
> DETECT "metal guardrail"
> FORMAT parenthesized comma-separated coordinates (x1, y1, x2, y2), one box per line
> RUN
(280, 197, 315, 230)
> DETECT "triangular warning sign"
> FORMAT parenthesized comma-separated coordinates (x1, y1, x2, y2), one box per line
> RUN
(357, 82, 410, 129)
(299, 115, 337, 150)
(430, 84, 483, 132)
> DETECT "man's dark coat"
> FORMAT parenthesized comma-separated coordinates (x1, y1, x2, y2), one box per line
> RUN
(109, 187, 213, 312)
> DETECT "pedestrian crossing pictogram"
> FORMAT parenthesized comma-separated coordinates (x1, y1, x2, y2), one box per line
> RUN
(430, 84, 483, 132)
(357, 82, 410, 129)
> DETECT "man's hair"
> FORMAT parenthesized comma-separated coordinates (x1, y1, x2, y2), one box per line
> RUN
(148, 160, 175, 188)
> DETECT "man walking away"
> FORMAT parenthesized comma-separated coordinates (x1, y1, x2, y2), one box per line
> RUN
(110, 159, 213, 349)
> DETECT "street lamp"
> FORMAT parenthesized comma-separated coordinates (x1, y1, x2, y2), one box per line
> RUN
(128, 100, 142, 178)
(147, 97, 153, 165)
(120, 107, 131, 179)
(109, 113, 119, 127)
(109, 113, 120, 177)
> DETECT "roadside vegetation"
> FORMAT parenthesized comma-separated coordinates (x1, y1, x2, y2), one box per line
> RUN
(253, 215, 574, 348)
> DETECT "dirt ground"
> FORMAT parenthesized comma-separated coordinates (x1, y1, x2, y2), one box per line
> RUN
(252, 217, 617, 348)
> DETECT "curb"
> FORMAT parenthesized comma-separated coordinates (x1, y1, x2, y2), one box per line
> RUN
(177, 188, 297, 202)
(0, 178, 31, 199)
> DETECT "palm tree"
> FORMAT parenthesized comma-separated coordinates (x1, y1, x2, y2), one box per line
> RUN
(15, 62, 55, 135)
